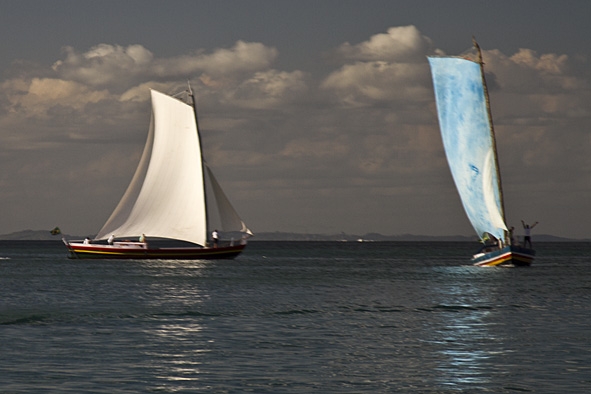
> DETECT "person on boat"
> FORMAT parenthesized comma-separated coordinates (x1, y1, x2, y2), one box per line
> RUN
(508, 226, 515, 245)
(521, 220, 538, 248)
(108, 234, 115, 245)
(212, 230, 219, 248)
(83, 237, 91, 245)
(139, 233, 146, 243)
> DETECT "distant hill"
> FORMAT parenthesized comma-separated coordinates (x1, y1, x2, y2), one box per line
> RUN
(0, 229, 587, 242)
(249, 232, 477, 242)
(251, 232, 587, 242)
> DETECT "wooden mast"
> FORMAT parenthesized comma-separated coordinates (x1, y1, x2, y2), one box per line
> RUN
(187, 81, 210, 245)
(473, 37, 508, 244)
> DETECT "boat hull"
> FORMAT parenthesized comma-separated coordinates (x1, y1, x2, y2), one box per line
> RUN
(65, 241, 246, 260)
(472, 245, 535, 267)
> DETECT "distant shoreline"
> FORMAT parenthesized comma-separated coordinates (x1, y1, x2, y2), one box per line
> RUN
(0, 230, 587, 242)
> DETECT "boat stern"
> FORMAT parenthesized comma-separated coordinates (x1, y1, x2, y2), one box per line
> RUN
(472, 245, 535, 267)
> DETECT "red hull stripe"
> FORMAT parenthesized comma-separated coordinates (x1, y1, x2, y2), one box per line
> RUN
(66, 243, 245, 260)
(473, 251, 534, 267)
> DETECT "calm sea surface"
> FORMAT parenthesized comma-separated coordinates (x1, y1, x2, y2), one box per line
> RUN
(0, 240, 590, 393)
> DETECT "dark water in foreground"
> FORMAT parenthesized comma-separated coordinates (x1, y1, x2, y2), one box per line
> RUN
(0, 241, 590, 393)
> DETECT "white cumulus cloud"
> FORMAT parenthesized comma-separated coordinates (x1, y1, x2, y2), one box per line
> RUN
(336, 25, 436, 63)
(52, 41, 279, 91)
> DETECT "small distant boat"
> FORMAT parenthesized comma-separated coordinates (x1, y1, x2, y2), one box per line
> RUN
(428, 39, 534, 267)
(65, 85, 252, 259)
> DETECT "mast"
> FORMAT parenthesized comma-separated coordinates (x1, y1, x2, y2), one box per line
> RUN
(473, 37, 508, 243)
(187, 81, 210, 244)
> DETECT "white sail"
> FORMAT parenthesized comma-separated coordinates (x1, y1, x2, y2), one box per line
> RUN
(206, 165, 253, 236)
(96, 89, 208, 246)
(482, 149, 509, 233)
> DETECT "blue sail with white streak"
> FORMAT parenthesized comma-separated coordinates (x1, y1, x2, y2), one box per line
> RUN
(428, 56, 507, 242)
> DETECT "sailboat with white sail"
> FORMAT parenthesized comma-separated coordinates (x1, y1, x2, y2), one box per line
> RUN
(64, 85, 252, 259)
(428, 39, 535, 267)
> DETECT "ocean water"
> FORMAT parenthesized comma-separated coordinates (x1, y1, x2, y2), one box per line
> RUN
(0, 240, 590, 393)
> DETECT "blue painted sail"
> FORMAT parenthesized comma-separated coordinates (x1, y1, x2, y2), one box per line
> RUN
(428, 56, 507, 241)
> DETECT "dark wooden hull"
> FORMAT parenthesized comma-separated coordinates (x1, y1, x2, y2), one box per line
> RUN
(65, 241, 245, 260)
(472, 245, 535, 267)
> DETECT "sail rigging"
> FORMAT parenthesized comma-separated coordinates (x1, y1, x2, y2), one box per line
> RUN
(96, 89, 208, 245)
(473, 38, 506, 224)
(428, 54, 507, 242)
(187, 83, 210, 240)
(206, 165, 253, 236)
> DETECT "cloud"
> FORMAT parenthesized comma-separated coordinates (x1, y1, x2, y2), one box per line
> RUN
(3, 77, 111, 119)
(48, 41, 306, 112)
(321, 25, 438, 107)
(482, 48, 582, 94)
(479, 47, 590, 127)
(336, 25, 435, 63)
(510, 48, 568, 75)
(321, 61, 431, 106)
(0, 40, 301, 153)
(52, 44, 154, 87)
(152, 41, 278, 78)
(52, 41, 278, 91)
(229, 70, 308, 109)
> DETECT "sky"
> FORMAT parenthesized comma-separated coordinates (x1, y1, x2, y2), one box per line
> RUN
(0, 0, 590, 239)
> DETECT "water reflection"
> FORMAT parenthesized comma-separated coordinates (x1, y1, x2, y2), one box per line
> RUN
(138, 260, 212, 389)
(148, 323, 208, 386)
(425, 266, 507, 390)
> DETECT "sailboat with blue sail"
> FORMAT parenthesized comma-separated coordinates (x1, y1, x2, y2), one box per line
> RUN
(428, 39, 535, 267)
